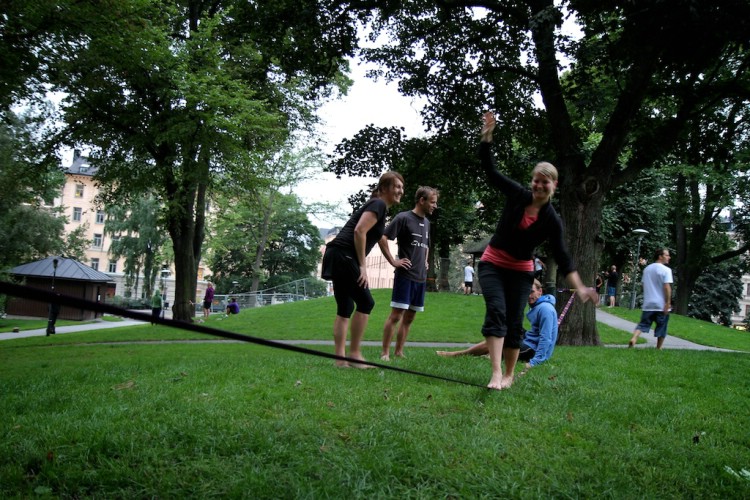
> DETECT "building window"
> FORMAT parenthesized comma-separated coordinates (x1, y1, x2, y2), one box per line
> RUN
(91, 258, 99, 271)
(108, 261, 117, 273)
(75, 183, 84, 198)
(96, 209, 105, 224)
(93, 233, 103, 248)
(746, 305, 750, 318)
(746, 283, 750, 296)
(73, 207, 82, 222)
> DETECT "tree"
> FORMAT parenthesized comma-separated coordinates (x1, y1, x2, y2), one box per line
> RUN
(0, 109, 69, 271)
(688, 257, 744, 326)
(207, 191, 323, 294)
(335, 0, 750, 344)
(7, 0, 361, 320)
(105, 195, 167, 299)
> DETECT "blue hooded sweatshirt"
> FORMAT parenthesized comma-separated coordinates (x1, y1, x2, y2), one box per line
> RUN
(522, 294, 558, 366)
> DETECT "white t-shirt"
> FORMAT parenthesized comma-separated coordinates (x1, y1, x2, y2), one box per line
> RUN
(464, 265, 475, 282)
(641, 262, 673, 311)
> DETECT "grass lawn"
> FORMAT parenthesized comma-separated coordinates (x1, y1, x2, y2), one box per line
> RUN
(0, 291, 749, 497)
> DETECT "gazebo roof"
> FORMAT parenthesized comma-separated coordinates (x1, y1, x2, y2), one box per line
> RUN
(9, 256, 113, 283)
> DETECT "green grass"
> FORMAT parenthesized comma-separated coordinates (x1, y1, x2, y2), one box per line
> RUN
(1, 338, 749, 498)
(0, 317, 102, 332)
(1, 292, 750, 497)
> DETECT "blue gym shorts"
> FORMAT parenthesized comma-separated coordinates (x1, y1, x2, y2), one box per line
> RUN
(390, 275, 426, 312)
(635, 310, 670, 337)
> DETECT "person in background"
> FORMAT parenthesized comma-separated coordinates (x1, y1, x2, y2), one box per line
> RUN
(226, 297, 240, 315)
(533, 255, 546, 281)
(629, 248, 673, 349)
(606, 265, 619, 307)
(321, 171, 405, 368)
(151, 288, 163, 325)
(476, 111, 597, 390)
(203, 283, 214, 319)
(464, 262, 475, 295)
(379, 186, 439, 361)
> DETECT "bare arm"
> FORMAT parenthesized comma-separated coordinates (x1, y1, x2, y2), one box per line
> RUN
(566, 271, 599, 304)
(663, 283, 672, 315)
(378, 236, 412, 269)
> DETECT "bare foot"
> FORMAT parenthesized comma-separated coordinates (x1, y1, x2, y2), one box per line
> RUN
(349, 356, 375, 369)
(628, 338, 636, 348)
(436, 350, 458, 357)
(335, 360, 350, 368)
(394, 352, 406, 359)
(500, 375, 514, 389)
(487, 374, 504, 390)
(380, 354, 390, 361)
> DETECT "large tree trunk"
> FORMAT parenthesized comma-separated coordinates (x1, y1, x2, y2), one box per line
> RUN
(556, 180, 604, 346)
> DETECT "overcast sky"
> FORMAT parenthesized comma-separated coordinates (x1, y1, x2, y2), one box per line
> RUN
(298, 57, 427, 228)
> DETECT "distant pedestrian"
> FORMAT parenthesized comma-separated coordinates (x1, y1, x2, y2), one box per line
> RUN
(464, 262, 475, 295)
(151, 289, 163, 325)
(203, 283, 214, 319)
(629, 249, 673, 349)
(533, 255, 546, 280)
(606, 265, 619, 307)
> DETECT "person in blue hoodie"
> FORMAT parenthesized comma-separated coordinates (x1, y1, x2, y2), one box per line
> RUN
(436, 279, 558, 370)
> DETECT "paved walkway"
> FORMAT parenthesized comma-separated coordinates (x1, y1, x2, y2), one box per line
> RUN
(0, 309, 739, 352)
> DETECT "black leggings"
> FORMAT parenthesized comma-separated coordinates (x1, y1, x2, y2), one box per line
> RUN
(325, 246, 375, 318)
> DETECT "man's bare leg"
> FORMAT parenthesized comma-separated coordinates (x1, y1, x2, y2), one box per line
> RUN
(333, 315, 350, 367)
(628, 329, 641, 348)
(487, 336, 505, 390)
(501, 347, 520, 389)
(381, 308, 404, 361)
(394, 310, 416, 358)
(436, 340, 489, 357)
(656, 336, 665, 349)
(349, 311, 373, 369)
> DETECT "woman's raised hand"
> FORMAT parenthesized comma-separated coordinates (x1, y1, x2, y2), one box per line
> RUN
(481, 111, 496, 142)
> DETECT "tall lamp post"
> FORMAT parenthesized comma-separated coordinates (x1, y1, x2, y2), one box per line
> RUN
(161, 264, 170, 318)
(46, 257, 60, 336)
(630, 229, 649, 309)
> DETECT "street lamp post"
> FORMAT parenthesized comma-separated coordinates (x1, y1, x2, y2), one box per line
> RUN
(46, 257, 60, 336)
(630, 229, 649, 309)
(161, 264, 170, 318)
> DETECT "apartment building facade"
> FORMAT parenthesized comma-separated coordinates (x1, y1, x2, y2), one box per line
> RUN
(55, 150, 211, 306)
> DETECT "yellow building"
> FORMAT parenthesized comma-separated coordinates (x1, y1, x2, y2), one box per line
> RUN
(54, 150, 211, 306)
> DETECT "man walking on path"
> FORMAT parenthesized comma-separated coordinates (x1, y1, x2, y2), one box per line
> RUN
(464, 262, 475, 295)
(379, 186, 439, 361)
(629, 249, 673, 349)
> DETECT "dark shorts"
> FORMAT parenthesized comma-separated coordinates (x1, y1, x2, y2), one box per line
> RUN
(464, 281, 473, 288)
(606, 287, 616, 297)
(390, 275, 426, 312)
(636, 310, 670, 337)
(203, 300, 211, 310)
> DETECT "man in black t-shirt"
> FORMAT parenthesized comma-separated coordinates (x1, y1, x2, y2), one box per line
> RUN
(379, 186, 439, 361)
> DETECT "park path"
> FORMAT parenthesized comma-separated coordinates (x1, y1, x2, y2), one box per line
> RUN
(0, 308, 739, 353)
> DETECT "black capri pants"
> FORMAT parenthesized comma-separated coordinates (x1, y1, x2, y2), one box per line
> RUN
(322, 245, 375, 318)
(477, 261, 534, 349)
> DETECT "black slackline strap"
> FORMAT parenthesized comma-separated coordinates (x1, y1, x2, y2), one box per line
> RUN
(0, 281, 489, 390)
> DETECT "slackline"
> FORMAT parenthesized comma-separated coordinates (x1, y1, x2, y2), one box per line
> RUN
(0, 281, 489, 390)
